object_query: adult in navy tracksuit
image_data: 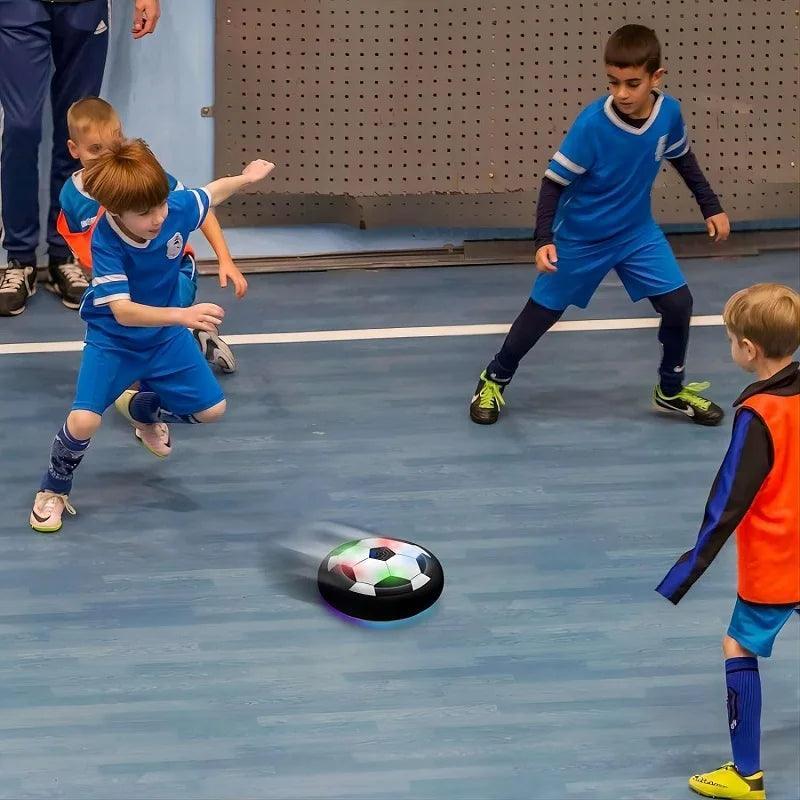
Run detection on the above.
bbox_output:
[0,0,161,317]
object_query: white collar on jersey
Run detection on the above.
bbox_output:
[71,169,94,199]
[604,89,664,135]
[106,211,151,249]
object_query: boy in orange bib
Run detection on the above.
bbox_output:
[657,283,800,800]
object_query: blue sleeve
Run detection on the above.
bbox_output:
[170,188,211,232]
[89,226,130,307]
[58,180,84,234]
[166,172,185,191]
[664,103,690,159]
[545,110,595,187]
[656,409,772,604]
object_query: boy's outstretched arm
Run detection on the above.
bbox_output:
[204,159,275,208]
[200,211,248,299]
[656,408,771,604]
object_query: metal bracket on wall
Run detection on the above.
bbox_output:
[200,106,214,118]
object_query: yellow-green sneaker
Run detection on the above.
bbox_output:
[653,381,724,426]
[469,370,506,425]
[689,761,765,799]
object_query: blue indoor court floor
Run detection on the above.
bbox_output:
[0,251,798,799]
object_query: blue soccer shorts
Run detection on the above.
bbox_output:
[72,328,223,416]
[727,597,800,658]
[532,224,687,310]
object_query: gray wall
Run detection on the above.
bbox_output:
[215,1,800,229]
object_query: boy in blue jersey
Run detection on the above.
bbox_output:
[58,97,241,373]
[469,24,731,426]
[29,139,275,533]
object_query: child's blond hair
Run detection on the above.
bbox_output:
[723,283,800,358]
[82,138,169,215]
[66,96,121,143]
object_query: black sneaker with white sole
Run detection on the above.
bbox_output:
[652,381,724,426]
[0,259,37,316]
[192,325,238,373]
[46,257,90,310]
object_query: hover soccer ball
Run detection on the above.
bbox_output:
[317,537,444,621]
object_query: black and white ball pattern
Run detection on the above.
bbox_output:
[318,537,444,620]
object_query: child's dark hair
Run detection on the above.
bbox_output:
[605,24,662,73]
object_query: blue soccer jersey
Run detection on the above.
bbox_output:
[79,187,211,348]
[59,169,183,234]
[545,91,689,243]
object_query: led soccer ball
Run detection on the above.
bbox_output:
[317,537,444,621]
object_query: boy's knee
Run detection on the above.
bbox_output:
[651,285,693,323]
[723,634,754,659]
[66,409,102,440]
[194,399,226,423]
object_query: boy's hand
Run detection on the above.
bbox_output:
[132,0,160,39]
[535,244,558,272]
[181,302,224,333]
[242,159,276,184]
[219,259,249,299]
[706,212,731,243]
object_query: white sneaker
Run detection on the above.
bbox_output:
[192,325,238,373]
[30,491,76,533]
[114,389,172,458]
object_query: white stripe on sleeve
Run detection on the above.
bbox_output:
[92,274,128,286]
[544,168,571,187]
[553,151,587,175]
[93,292,130,306]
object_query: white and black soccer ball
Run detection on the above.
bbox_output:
[317,537,444,621]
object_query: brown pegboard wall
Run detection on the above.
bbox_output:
[215,1,800,229]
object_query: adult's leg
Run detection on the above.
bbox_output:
[48,0,109,261]
[0,2,52,263]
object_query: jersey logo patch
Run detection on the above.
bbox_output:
[166,232,184,260]
[655,134,668,162]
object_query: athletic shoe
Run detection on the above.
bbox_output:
[114,389,172,458]
[46,256,89,310]
[30,491,76,533]
[689,762,766,799]
[0,260,37,316]
[192,325,238,373]
[653,381,724,426]
[469,370,506,424]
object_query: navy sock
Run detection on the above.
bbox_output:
[128,391,201,425]
[128,391,162,424]
[726,656,762,775]
[649,285,692,396]
[486,299,564,384]
[40,424,91,494]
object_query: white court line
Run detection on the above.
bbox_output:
[0,314,724,356]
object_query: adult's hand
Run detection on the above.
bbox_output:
[132,0,161,39]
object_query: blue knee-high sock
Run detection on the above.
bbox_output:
[726,656,762,775]
[128,391,201,425]
[40,424,91,494]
